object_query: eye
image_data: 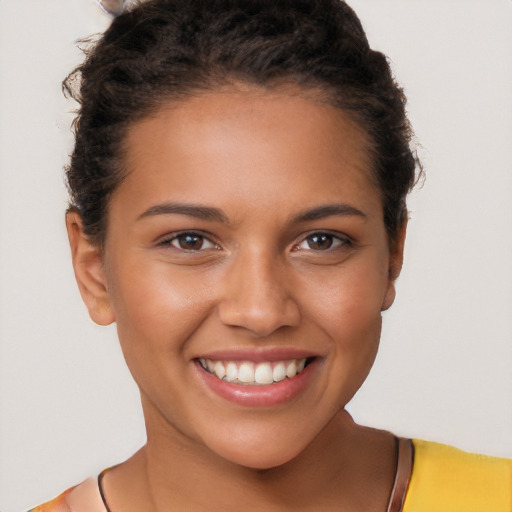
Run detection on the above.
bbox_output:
[295,232,348,251]
[160,232,219,251]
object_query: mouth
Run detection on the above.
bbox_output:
[197,357,313,386]
[194,352,320,407]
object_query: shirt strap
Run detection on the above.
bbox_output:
[386,437,414,512]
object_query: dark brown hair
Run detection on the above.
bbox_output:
[64,0,421,247]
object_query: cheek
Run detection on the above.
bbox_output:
[300,263,388,335]
[314,278,384,399]
[107,261,219,360]
[299,262,387,390]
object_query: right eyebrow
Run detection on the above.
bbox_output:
[292,203,367,223]
[138,202,229,223]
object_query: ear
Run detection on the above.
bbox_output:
[381,220,407,311]
[66,211,115,326]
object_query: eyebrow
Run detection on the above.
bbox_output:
[292,204,367,223]
[138,202,229,223]
[138,201,366,224]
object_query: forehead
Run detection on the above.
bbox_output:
[116,86,381,222]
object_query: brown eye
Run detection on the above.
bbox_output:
[295,232,347,252]
[168,233,218,251]
[307,233,334,250]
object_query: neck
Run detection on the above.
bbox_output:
[102,406,396,512]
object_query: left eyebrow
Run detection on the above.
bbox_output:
[292,203,367,223]
[137,202,229,223]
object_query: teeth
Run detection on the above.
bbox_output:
[214,361,226,380]
[254,362,274,385]
[199,358,309,385]
[225,361,238,381]
[286,360,298,378]
[272,362,287,382]
[239,362,255,383]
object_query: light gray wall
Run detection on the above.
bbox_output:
[1,1,511,510]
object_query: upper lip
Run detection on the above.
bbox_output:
[193,347,320,362]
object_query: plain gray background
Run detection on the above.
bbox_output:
[1,1,511,510]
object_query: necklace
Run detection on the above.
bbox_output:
[386,437,414,512]
[98,469,113,512]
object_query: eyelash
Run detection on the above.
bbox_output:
[156,231,351,253]
[157,231,220,251]
[293,232,352,252]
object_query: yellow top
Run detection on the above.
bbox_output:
[403,439,512,512]
[28,439,512,512]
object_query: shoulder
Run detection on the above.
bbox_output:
[403,439,512,512]
[28,478,107,512]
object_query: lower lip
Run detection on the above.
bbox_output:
[194,359,319,407]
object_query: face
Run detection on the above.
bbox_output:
[69,86,403,469]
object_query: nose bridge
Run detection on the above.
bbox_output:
[217,246,300,336]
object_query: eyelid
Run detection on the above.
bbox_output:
[154,229,352,253]
[156,230,221,251]
[292,231,352,251]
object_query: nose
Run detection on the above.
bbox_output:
[217,250,301,337]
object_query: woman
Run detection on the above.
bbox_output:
[8,0,511,510]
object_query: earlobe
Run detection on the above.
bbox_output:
[381,283,396,312]
[382,220,407,311]
[66,211,115,326]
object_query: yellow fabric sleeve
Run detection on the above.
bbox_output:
[402,439,512,512]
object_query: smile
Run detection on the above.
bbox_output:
[198,358,309,385]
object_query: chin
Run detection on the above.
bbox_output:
[203,426,313,471]
[221,445,301,471]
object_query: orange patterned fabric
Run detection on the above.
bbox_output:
[28,487,72,512]
[27,477,107,512]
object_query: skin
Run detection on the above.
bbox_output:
[67,86,406,511]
